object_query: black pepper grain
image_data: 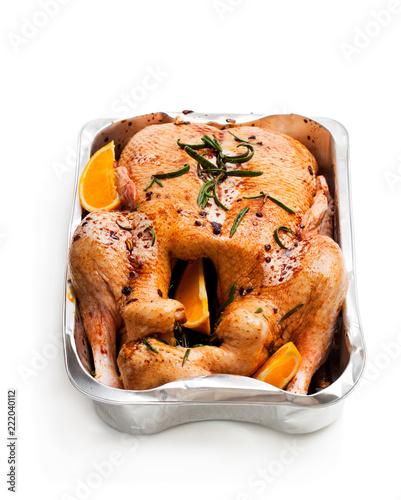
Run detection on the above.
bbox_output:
[265,244,271,251]
[122,286,132,296]
[199,211,206,217]
[256,212,263,218]
[195,220,201,226]
[308,166,314,176]
[273,308,278,314]
[157,289,163,297]
[266,257,271,263]
[246,287,254,294]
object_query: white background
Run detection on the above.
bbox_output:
[2,0,401,499]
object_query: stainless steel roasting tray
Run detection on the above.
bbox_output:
[63,112,366,434]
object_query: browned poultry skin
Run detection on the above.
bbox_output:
[69,123,348,394]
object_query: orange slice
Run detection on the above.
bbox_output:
[174,259,210,335]
[79,141,121,212]
[253,342,302,389]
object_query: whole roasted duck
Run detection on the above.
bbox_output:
[69,122,348,394]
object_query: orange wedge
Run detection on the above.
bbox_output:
[253,342,302,389]
[79,141,121,212]
[174,259,210,335]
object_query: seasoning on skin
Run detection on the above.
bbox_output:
[129,271,136,278]
[248,135,256,140]
[199,211,206,217]
[110,231,119,240]
[265,244,271,251]
[122,286,132,296]
[195,220,202,226]
[266,257,271,263]
[308,166,314,175]
[211,221,222,235]
[182,110,193,115]
[177,209,183,213]
[157,289,163,297]
[126,240,133,251]
[246,287,254,294]
[300,224,305,229]
[126,298,138,305]
[273,308,278,314]
[226,118,236,124]
[256,212,263,218]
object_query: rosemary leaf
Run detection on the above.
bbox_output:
[184,146,217,170]
[277,304,304,325]
[154,164,190,179]
[147,226,156,246]
[213,180,229,211]
[255,307,263,313]
[177,138,206,150]
[143,338,159,354]
[143,177,155,191]
[153,177,164,187]
[243,191,266,200]
[230,207,249,237]
[182,348,191,366]
[267,195,296,215]
[274,226,296,249]
[225,170,263,177]
[116,221,133,230]
[216,295,235,316]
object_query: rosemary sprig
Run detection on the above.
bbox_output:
[223,143,254,164]
[277,304,304,325]
[177,138,206,150]
[243,191,296,214]
[146,226,156,246]
[116,221,133,230]
[243,192,266,200]
[268,195,296,214]
[153,164,190,179]
[216,284,236,316]
[202,134,222,152]
[197,178,216,208]
[227,130,254,145]
[144,176,163,191]
[143,338,159,354]
[225,170,262,177]
[182,348,191,366]
[230,207,249,237]
[144,165,190,191]
[179,133,262,212]
[274,226,296,249]
[184,146,217,171]
[213,174,229,211]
